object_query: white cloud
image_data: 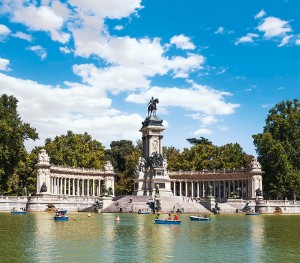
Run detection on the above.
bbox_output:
[1,2,70,43]
[278,35,292,47]
[189,113,218,125]
[214,27,224,34]
[126,83,239,116]
[235,33,259,45]
[0,24,10,40]
[254,9,266,19]
[28,45,47,60]
[193,128,212,135]
[114,25,124,31]
[12,31,32,42]
[257,16,291,38]
[0,58,11,71]
[296,39,300,45]
[60,46,72,54]
[170,34,195,50]
[0,72,143,149]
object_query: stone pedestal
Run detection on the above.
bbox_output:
[200,196,215,211]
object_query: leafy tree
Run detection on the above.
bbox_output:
[44,131,105,169]
[163,146,181,171]
[253,99,300,199]
[186,137,212,145]
[106,140,141,195]
[0,94,38,193]
[173,141,248,171]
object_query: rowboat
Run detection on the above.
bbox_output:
[138,211,150,214]
[155,219,181,225]
[53,214,69,221]
[190,216,211,221]
[11,210,27,215]
[54,209,69,221]
[246,212,260,216]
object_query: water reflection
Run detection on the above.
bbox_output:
[1,213,300,263]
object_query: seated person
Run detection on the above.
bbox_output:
[173,214,179,220]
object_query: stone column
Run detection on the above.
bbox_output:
[87,179,90,196]
[174,181,177,196]
[179,182,182,196]
[77,178,80,196]
[92,179,95,196]
[64,178,66,195]
[218,181,221,199]
[191,181,194,197]
[82,179,84,196]
[197,182,199,198]
[185,181,188,197]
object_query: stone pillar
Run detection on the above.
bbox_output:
[179,182,182,196]
[174,181,177,196]
[197,182,199,198]
[77,178,80,196]
[72,178,75,196]
[92,179,95,196]
[87,179,90,196]
[218,181,221,199]
[185,182,188,197]
[191,182,194,197]
[82,179,84,196]
[35,149,51,195]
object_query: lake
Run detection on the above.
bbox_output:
[0,212,299,263]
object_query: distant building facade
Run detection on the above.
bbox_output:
[36,149,115,197]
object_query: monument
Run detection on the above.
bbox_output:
[133,97,173,197]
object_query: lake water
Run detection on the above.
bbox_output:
[0,212,299,263]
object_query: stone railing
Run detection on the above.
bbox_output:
[50,166,113,174]
[169,168,250,176]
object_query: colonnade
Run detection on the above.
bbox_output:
[50,176,105,197]
[171,179,250,199]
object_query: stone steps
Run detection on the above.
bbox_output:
[103,196,211,213]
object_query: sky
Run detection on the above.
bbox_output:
[0,0,299,156]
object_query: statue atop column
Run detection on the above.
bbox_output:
[250,158,262,172]
[37,149,50,165]
[147,97,159,117]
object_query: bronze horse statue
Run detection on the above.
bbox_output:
[148,98,159,117]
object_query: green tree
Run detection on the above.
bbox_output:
[106,140,141,195]
[163,146,181,171]
[0,94,38,193]
[44,131,105,169]
[253,99,300,199]
[176,140,248,171]
[186,137,212,145]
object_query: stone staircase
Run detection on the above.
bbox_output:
[217,202,239,213]
[103,195,211,214]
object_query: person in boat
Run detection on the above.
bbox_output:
[155,213,160,219]
[168,214,172,220]
[173,214,179,220]
[204,214,207,218]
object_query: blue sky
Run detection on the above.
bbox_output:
[0,0,299,156]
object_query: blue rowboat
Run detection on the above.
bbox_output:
[155,219,181,225]
[54,209,69,221]
[138,211,150,214]
[11,211,27,215]
[54,215,69,221]
[190,216,211,221]
[246,212,260,216]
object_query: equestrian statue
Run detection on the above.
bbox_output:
[148,97,159,117]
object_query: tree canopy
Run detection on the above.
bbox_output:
[0,94,38,193]
[44,131,105,169]
[165,139,250,171]
[106,140,141,195]
[253,99,300,199]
